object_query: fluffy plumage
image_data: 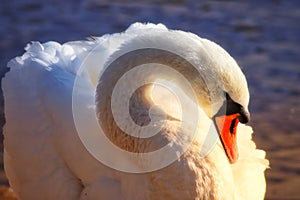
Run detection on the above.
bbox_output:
[2,22,268,200]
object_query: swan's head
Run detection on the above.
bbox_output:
[161,33,251,164]
[197,38,250,121]
[186,36,251,163]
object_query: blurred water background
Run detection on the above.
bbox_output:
[0,0,299,199]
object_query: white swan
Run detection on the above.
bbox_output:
[2,22,268,200]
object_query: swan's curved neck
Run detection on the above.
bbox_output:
[96,48,210,153]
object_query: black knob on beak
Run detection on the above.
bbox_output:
[238,107,250,124]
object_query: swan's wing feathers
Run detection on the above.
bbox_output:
[3,41,84,199]
[237,125,269,166]
[232,124,269,200]
[65,22,169,86]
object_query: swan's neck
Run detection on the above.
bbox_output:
[96,48,210,153]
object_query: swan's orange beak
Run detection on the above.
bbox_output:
[213,113,239,163]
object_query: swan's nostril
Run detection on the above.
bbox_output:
[230,118,237,134]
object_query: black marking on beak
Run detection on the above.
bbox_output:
[214,92,250,124]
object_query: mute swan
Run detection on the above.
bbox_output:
[2,22,268,200]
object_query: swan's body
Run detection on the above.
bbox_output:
[2,23,268,200]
